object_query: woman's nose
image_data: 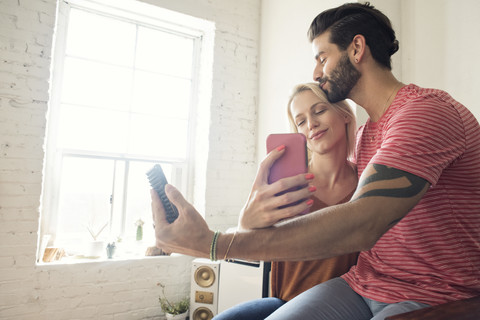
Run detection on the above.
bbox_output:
[308,117,319,130]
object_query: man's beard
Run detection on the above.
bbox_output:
[319,53,361,103]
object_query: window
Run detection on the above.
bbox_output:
[41,0,212,260]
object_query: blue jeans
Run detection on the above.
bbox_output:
[214,278,430,320]
[213,297,285,320]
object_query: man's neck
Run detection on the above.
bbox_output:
[350,69,403,122]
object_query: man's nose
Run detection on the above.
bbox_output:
[313,62,323,82]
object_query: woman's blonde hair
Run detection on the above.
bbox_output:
[287,83,356,161]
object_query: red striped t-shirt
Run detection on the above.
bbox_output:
[342,84,480,306]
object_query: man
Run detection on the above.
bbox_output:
[152,3,480,319]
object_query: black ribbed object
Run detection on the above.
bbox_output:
[146,164,179,223]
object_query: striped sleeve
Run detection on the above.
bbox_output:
[371,93,465,185]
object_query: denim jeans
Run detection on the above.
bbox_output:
[213,277,430,320]
[266,277,430,320]
[213,297,285,320]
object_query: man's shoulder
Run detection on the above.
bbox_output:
[400,84,457,107]
[392,84,466,122]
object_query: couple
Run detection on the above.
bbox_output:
[152,3,480,320]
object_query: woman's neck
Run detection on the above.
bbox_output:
[309,151,356,191]
[309,152,357,206]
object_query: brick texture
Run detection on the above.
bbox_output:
[0,0,260,318]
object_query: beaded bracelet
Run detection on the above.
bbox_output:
[210,230,220,261]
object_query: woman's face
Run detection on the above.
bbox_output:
[290,90,349,155]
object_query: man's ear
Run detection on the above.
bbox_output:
[351,34,366,63]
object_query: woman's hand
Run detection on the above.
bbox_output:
[151,185,213,258]
[238,146,315,230]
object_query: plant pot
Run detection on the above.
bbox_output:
[165,310,188,320]
[106,243,116,259]
[86,240,105,258]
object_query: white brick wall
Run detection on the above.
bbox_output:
[0,0,260,318]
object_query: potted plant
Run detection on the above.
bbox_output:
[85,221,108,257]
[157,282,189,320]
[135,218,144,241]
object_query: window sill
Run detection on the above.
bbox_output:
[38,240,181,265]
[37,251,189,266]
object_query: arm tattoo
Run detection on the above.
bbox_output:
[356,164,428,200]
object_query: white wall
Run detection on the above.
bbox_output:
[257,0,480,162]
[257,0,348,161]
[400,0,480,121]
[0,0,260,319]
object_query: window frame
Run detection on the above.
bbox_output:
[40,0,209,258]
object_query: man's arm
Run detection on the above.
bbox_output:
[217,163,430,261]
[152,163,429,261]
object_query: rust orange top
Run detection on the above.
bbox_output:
[271,192,359,301]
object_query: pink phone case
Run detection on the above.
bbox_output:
[266,133,308,184]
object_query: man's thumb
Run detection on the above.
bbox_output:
[165,184,184,206]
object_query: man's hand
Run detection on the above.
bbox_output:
[151,184,213,258]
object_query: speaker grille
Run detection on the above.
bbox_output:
[192,307,214,320]
[194,266,216,288]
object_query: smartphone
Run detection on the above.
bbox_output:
[266,133,308,184]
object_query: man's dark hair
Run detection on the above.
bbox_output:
[308,2,399,70]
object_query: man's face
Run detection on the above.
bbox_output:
[312,32,361,103]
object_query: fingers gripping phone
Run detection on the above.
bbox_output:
[266,133,309,210]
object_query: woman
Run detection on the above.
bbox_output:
[214,83,359,319]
